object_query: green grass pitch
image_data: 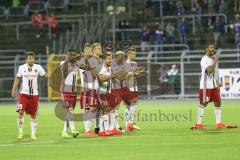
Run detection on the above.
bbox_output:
[0,100,240,160]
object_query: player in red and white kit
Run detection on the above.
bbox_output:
[124,48,145,131]
[98,54,121,136]
[79,43,99,136]
[192,43,231,129]
[111,51,133,132]
[11,52,48,140]
[88,43,103,134]
[60,50,80,138]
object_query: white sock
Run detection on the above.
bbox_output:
[115,109,120,129]
[99,115,104,132]
[30,119,37,136]
[125,105,130,126]
[62,119,69,133]
[129,105,136,122]
[95,109,101,128]
[83,111,94,132]
[66,111,76,133]
[109,111,116,130]
[214,107,221,124]
[17,116,24,134]
[197,105,205,124]
[102,114,110,131]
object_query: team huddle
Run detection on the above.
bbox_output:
[11,43,145,139]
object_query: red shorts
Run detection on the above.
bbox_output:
[61,92,77,111]
[111,87,138,105]
[199,88,221,105]
[80,90,99,110]
[99,93,121,109]
[16,94,39,115]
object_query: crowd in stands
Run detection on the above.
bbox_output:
[2,0,240,49]
[31,11,58,38]
[117,0,240,50]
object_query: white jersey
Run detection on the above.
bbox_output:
[79,56,99,91]
[200,55,217,89]
[99,65,111,94]
[16,63,46,95]
[124,59,138,91]
[60,61,79,93]
[111,59,127,89]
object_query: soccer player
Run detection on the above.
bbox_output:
[11,52,48,140]
[98,54,121,136]
[79,43,99,136]
[124,48,145,131]
[61,50,80,138]
[110,51,131,132]
[88,43,103,134]
[192,43,225,129]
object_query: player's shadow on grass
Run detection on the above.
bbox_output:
[54,101,83,121]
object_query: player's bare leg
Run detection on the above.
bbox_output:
[30,115,37,140]
[17,111,24,140]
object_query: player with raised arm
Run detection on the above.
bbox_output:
[111,51,132,133]
[88,43,103,134]
[124,48,145,131]
[98,54,121,136]
[191,43,237,129]
[11,52,48,140]
[61,50,80,138]
[79,43,99,136]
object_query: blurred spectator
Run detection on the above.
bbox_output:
[140,25,150,51]
[165,22,175,47]
[118,18,129,41]
[175,0,185,16]
[167,64,180,94]
[157,65,168,83]
[144,0,153,17]
[205,0,220,13]
[31,11,44,38]
[207,9,214,31]
[193,2,203,33]
[219,0,229,14]
[178,18,189,44]
[155,24,164,51]
[213,16,224,48]
[207,0,215,13]
[234,15,240,46]
[46,13,58,38]
[234,0,240,12]
[31,11,44,29]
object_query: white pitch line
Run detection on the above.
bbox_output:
[1,141,240,147]
[0,130,240,147]
[0,135,149,147]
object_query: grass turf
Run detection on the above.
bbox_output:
[0,100,240,160]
